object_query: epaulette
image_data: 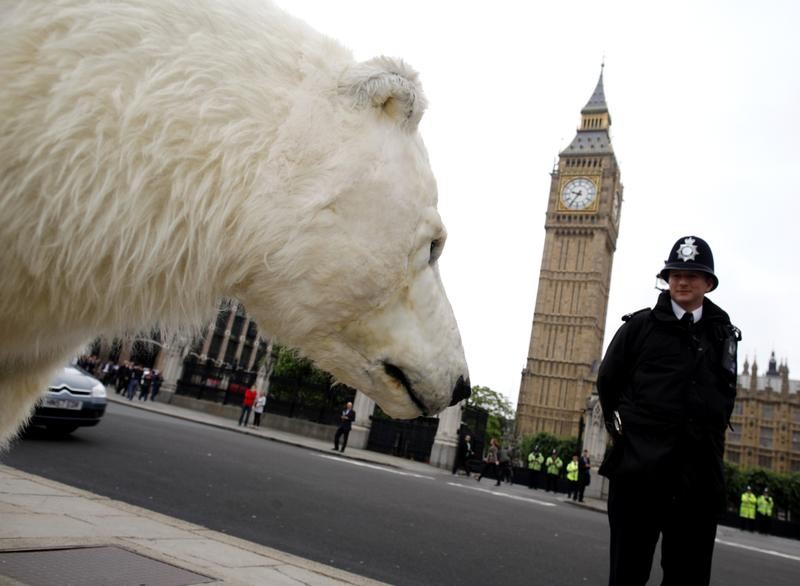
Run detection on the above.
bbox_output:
[622,307,650,322]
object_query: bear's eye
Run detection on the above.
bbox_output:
[429,238,444,265]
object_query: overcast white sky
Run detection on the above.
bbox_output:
[277,0,800,407]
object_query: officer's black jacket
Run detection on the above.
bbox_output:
[597,291,739,499]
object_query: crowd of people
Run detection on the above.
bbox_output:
[739,485,774,533]
[527,445,591,499]
[453,435,592,498]
[78,354,272,424]
[76,355,163,402]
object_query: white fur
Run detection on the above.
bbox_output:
[0,0,469,448]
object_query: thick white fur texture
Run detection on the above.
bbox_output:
[0,0,469,448]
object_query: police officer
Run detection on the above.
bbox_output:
[598,236,740,586]
[756,487,774,533]
[740,485,757,532]
[545,450,562,493]
[527,445,544,489]
[566,454,580,501]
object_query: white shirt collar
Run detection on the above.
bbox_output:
[671,299,703,323]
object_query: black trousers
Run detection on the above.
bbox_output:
[740,516,756,532]
[477,462,500,485]
[334,426,350,450]
[576,480,586,502]
[452,456,471,475]
[756,513,771,534]
[607,476,718,586]
[567,479,578,500]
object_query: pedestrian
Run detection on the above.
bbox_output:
[598,235,741,585]
[566,454,579,500]
[477,438,501,486]
[238,386,257,426]
[126,363,142,400]
[109,362,120,390]
[545,450,562,492]
[100,360,113,384]
[527,445,544,489]
[756,488,774,534]
[498,444,512,484]
[452,433,475,476]
[739,486,757,532]
[138,369,152,400]
[333,401,356,452]
[509,442,521,480]
[116,361,130,395]
[577,449,591,503]
[252,392,266,428]
[149,369,163,401]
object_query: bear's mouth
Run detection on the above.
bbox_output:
[383,362,428,416]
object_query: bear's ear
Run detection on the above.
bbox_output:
[339,56,428,131]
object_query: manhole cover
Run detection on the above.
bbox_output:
[0,546,215,586]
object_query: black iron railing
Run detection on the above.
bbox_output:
[175,356,355,425]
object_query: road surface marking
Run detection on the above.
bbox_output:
[715,538,800,563]
[318,454,435,479]
[447,482,557,506]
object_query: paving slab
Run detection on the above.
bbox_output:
[0,465,387,585]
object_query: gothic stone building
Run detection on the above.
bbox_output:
[725,352,800,474]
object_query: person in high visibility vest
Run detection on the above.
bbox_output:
[739,486,757,532]
[756,488,774,534]
[566,454,580,500]
[545,450,562,493]
[527,446,544,490]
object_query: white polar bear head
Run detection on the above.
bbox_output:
[0,0,469,433]
[233,57,470,419]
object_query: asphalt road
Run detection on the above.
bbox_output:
[2,403,799,585]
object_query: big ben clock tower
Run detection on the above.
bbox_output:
[516,67,623,438]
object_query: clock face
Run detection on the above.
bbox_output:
[612,191,620,223]
[560,178,597,210]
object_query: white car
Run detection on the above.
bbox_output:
[30,366,107,434]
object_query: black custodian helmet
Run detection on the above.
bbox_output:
[658,235,718,291]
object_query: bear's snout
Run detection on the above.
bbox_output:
[449,376,471,406]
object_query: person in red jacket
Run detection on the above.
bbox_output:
[238,387,258,427]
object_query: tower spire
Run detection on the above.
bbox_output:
[562,64,613,154]
[767,350,779,376]
[582,64,609,115]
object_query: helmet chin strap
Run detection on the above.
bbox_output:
[654,274,669,291]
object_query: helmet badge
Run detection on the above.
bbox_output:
[676,237,699,262]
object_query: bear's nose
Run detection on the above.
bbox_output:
[449,376,471,406]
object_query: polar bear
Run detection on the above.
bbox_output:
[0,0,470,448]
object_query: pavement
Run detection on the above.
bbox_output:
[0,394,606,586]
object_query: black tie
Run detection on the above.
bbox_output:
[681,312,694,325]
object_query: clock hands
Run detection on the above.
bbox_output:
[567,189,583,206]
